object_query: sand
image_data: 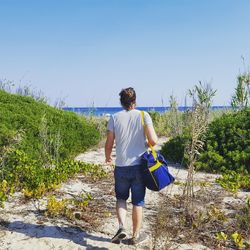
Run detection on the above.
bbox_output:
[0,137,249,250]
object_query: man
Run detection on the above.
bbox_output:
[105,87,158,245]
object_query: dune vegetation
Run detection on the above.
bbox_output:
[152,73,250,249]
[0,89,106,206]
[0,72,249,249]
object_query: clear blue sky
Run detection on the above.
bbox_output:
[0,0,250,107]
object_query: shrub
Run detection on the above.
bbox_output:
[161,135,189,164]
[216,170,250,193]
[196,107,250,173]
[0,149,107,205]
[161,108,250,173]
[0,90,105,205]
[0,90,101,160]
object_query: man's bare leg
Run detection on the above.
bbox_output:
[111,200,128,243]
[132,205,143,237]
[116,200,127,228]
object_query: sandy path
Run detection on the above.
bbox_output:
[74,137,216,250]
[0,138,248,250]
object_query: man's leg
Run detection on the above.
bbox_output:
[132,205,143,237]
[111,201,128,243]
[116,199,127,229]
[112,167,129,243]
[130,166,146,244]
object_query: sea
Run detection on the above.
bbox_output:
[63,106,230,117]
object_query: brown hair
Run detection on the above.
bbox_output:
[119,87,136,110]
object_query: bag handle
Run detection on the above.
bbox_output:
[140,111,157,160]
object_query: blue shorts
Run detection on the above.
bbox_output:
[114,165,146,206]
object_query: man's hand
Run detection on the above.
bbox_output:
[105,157,113,165]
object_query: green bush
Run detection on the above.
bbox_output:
[0,90,105,205]
[161,135,189,164]
[216,170,250,193]
[196,107,250,173]
[161,108,250,173]
[0,149,107,206]
[0,90,101,160]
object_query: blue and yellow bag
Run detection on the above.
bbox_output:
[141,111,175,191]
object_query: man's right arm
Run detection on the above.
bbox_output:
[105,130,115,164]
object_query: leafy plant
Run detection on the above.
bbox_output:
[45,192,93,219]
[45,196,69,217]
[0,90,101,161]
[161,135,189,164]
[231,72,250,110]
[231,232,244,249]
[216,170,250,193]
[215,231,228,241]
[0,180,14,207]
[162,107,250,174]
[197,107,250,173]
[0,147,107,203]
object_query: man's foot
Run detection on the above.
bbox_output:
[129,232,147,245]
[111,228,127,244]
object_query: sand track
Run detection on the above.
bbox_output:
[0,138,248,249]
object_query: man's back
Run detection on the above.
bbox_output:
[107,109,152,166]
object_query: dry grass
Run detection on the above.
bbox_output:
[152,185,250,250]
[44,172,115,232]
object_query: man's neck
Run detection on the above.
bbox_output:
[127,105,136,111]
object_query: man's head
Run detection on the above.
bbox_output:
[119,87,136,111]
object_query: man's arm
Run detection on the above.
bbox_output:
[145,124,158,146]
[105,130,115,164]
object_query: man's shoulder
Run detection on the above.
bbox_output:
[112,109,142,119]
[137,109,151,117]
[113,110,126,117]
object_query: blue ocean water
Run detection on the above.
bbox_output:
[63,106,230,117]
